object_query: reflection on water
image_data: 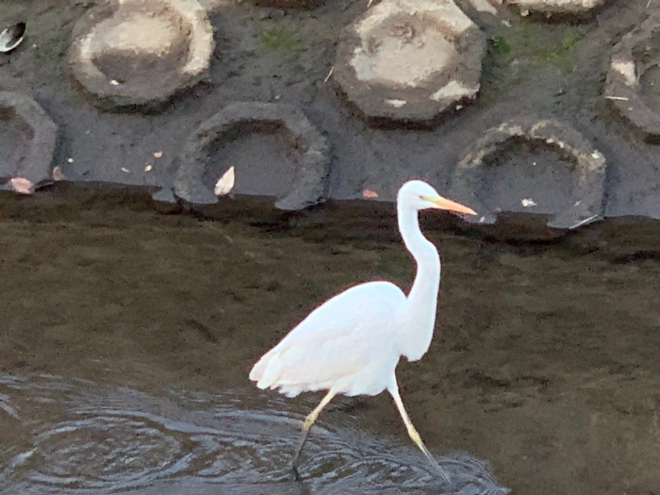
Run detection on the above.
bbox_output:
[0,375,509,495]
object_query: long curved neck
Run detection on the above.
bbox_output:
[397,204,441,361]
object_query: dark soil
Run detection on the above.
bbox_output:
[0,186,659,493]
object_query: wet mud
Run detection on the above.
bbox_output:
[0,187,658,494]
[0,108,30,176]
[477,137,575,215]
[205,131,294,198]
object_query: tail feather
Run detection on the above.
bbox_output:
[249,345,297,389]
[248,349,277,385]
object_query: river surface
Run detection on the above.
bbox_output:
[0,187,659,494]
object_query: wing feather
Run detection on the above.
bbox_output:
[249,281,406,396]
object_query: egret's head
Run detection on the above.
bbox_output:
[397,180,477,215]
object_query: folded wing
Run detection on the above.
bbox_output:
[249,281,407,397]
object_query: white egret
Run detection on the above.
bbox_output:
[249,180,477,482]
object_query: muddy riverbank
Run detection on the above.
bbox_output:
[0,185,659,493]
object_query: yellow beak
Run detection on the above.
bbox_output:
[426,195,477,215]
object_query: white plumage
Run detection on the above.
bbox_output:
[249,180,477,483]
[251,281,405,397]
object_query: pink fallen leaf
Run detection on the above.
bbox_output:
[52,166,65,182]
[214,166,235,196]
[11,177,35,195]
[362,189,378,199]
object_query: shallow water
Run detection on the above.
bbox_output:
[0,375,506,495]
[0,187,659,494]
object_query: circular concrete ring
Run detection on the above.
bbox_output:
[449,118,606,230]
[172,102,331,211]
[505,0,606,15]
[0,91,59,187]
[605,14,660,143]
[252,0,324,9]
[333,0,486,127]
[68,0,214,111]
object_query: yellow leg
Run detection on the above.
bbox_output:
[389,381,451,484]
[291,388,337,479]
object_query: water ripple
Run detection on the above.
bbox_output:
[0,374,509,495]
[24,413,191,491]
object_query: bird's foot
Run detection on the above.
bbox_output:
[434,464,451,485]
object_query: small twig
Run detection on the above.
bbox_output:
[323,67,334,83]
[569,214,599,230]
[604,96,629,101]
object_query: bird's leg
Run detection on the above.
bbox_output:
[389,383,451,484]
[291,388,337,480]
